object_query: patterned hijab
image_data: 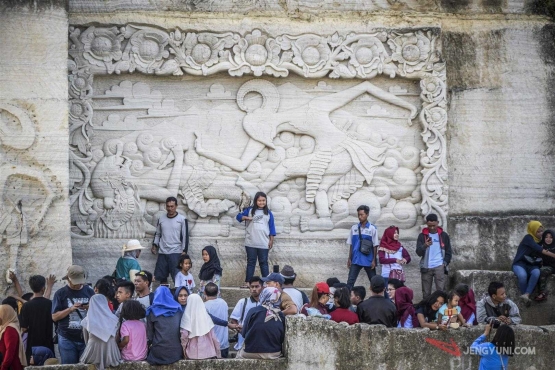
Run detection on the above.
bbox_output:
[259,287,282,322]
[527,221,543,243]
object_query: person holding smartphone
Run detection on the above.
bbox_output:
[51,265,95,364]
[415,214,452,300]
[470,321,514,369]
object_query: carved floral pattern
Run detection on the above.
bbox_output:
[230,29,286,77]
[346,35,394,78]
[129,30,170,73]
[388,31,437,75]
[69,70,93,99]
[290,35,331,74]
[420,75,443,102]
[68,24,449,228]
[81,27,124,67]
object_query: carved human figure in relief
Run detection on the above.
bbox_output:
[195,79,418,231]
[0,104,58,276]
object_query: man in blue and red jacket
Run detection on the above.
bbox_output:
[416,213,452,299]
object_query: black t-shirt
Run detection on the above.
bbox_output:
[356,296,398,328]
[415,305,437,323]
[51,285,95,343]
[20,297,54,359]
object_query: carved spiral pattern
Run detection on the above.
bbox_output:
[123,142,138,155]
[136,133,154,152]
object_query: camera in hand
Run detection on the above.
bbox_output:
[486,317,501,328]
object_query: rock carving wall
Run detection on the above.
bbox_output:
[68,25,448,246]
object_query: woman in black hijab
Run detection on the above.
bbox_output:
[198,246,223,299]
[536,230,555,301]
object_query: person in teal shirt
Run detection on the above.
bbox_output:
[115,240,146,281]
[470,322,514,370]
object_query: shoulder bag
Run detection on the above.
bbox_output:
[358,225,373,255]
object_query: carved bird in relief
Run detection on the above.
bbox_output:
[239,191,251,213]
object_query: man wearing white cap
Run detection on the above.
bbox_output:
[51,265,95,364]
[114,239,146,282]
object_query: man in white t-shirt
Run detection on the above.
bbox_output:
[229,276,262,350]
[280,265,308,313]
[204,283,229,358]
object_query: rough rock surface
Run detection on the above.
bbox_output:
[0,0,72,294]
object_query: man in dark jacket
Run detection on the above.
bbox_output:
[476,281,521,326]
[415,213,452,299]
[357,276,397,327]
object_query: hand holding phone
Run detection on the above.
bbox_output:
[425,236,432,247]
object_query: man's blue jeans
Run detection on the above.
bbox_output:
[245,246,269,282]
[347,264,375,290]
[58,335,86,364]
[512,263,540,294]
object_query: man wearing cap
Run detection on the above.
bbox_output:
[51,265,95,364]
[115,239,146,282]
[152,196,189,287]
[357,275,397,328]
[281,265,308,314]
[261,273,298,315]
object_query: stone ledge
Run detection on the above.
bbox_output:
[29,358,287,370]
[450,269,555,325]
[26,318,555,369]
[285,317,555,370]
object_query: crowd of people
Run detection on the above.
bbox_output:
[0,195,552,370]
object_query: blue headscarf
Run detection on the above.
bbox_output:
[173,286,191,305]
[146,286,183,317]
[32,346,55,366]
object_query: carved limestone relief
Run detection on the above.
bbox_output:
[0,103,63,273]
[68,25,447,240]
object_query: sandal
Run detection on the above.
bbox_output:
[534,293,547,302]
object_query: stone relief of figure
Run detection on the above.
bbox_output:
[85,116,238,238]
[195,79,418,231]
[0,103,60,277]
